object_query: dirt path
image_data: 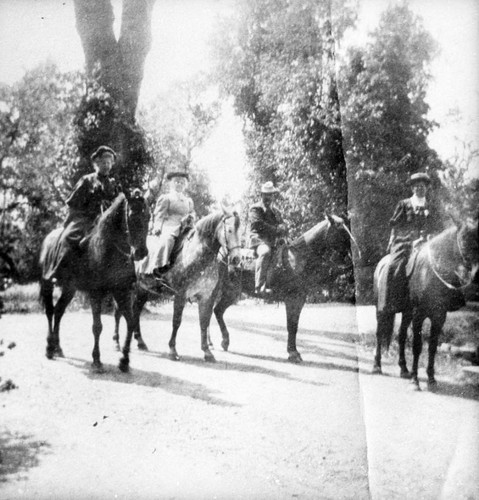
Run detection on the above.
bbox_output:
[1,302,478,499]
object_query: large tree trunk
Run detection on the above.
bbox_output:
[73,0,155,190]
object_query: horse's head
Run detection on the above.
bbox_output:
[456,218,479,285]
[127,192,150,261]
[323,214,357,270]
[216,205,242,269]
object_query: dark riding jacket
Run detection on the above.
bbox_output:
[65,172,121,226]
[248,201,284,248]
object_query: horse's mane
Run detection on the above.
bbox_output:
[427,224,456,248]
[99,193,127,225]
[195,211,239,239]
[290,218,330,250]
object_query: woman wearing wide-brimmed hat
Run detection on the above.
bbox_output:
[248,181,287,295]
[380,172,436,312]
[150,169,196,276]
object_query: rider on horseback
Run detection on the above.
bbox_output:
[150,169,196,284]
[44,145,121,280]
[249,181,287,296]
[382,172,436,311]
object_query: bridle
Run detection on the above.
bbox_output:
[427,230,475,290]
[217,214,241,264]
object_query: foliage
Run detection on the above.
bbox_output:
[0,63,84,280]
[439,141,479,220]
[339,3,444,301]
[213,0,357,237]
[72,0,154,191]
[137,78,220,216]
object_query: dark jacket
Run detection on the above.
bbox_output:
[65,172,120,225]
[248,201,284,248]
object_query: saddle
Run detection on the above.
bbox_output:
[265,242,293,288]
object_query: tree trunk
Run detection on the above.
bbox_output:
[73,0,155,190]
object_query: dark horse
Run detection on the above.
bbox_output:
[373,219,479,390]
[213,215,354,362]
[115,207,242,361]
[39,193,149,373]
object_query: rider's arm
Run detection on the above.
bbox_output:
[65,176,91,212]
[152,195,169,235]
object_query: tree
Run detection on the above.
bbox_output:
[339,3,443,301]
[0,63,84,280]
[137,78,219,216]
[213,0,357,236]
[72,0,155,189]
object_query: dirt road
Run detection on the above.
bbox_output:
[1,302,478,499]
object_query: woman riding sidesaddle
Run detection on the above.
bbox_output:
[45,146,121,280]
[381,172,436,312]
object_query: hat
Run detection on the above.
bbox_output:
[408,172,431,186]
[166,171,189,180]
[260,181,279,194]
[91,145,117,161]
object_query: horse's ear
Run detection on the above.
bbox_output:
[326,214,336,226]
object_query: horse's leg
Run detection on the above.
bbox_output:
[398,309,412,378]
[112,299,122,351]
[41,279,56,360]
[373,311,394,374]
[133,288,149,351]
[427,310,446,390]
[199,297,216,362]
[90,290,105,373]
[410,311,425,390]
[168,296,186,361]
[113,287,138,373]
[285,294,306,363]
[51,282,76,358]
[213,292,236,352]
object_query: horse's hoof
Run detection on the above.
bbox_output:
[118,359,130,373]
[169,352,180,361]
[204,353,216,363]
[114,344,121,352]
[46,350,54,360]
[54,348,65,358]
[221,340,229,352]
[288,352,303,364]
[410,379,421,391]
[92,363,106,374]
[372,365,382,375]
[137,341,149,351]
[400,369,411,379]
[427,379,437,392]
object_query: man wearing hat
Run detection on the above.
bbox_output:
[150,169,196,278]
[381,172,436,311]
[45,145,121,279]
[249,181,287,295]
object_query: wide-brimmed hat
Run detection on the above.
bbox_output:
[408,172,431,186]
[166,171,189,180]
[91,145,117,161]
[260,181,279,194]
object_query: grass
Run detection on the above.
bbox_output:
[1,283,478,349]
[0,283,89,314]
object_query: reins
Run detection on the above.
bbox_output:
[217,214,241,265]
[427,232,474,290]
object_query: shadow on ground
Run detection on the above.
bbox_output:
[0,431,50,482]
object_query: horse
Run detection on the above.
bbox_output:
[213,215,354,362]
[39,193,149,373]
[373,219,479,390]
[115,206,242,361]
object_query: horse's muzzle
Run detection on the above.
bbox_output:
[133,247,148,261]
[229,254,241,268]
